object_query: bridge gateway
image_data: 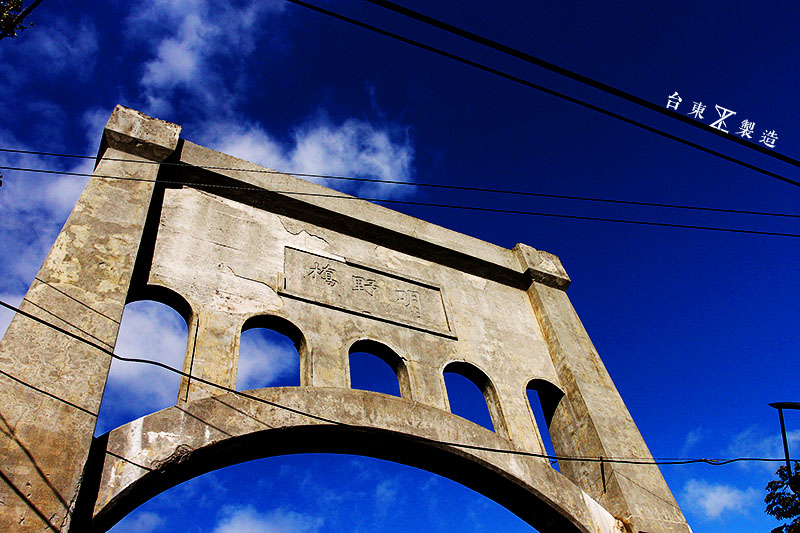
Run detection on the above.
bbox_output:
[0,106,691,532]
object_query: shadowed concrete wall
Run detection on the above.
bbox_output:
[0,106,690,532]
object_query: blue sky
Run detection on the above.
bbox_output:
[1,1,799,531]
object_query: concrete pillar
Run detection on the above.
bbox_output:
[304,327,348,388]
[515,244,689,532]
[494,382,547,454]
[178,309,242,402]
[0,106,180,531]
[406,360,448,411]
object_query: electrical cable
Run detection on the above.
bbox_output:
[0,0,794,475]
[276,0,800,189]
[2,147,800,220]
[363,0,799,168]
[2,164,800,238]
[0,298,788,467]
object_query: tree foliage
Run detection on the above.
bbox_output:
[1,0,31,38]
[766,462,800,533]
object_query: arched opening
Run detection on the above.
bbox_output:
[108,454,538,533]
[238,315,306,389]
[82,390,590,533]
[96,298,189,436]
[348,339,410,398]
[526,379,565,471]
[443,362,508,437]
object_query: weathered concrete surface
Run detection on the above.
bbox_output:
[0,106,690,532]
[0,106,180,531]
[526,279,689,532]
[88,387,612,533]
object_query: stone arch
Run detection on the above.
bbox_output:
[347,339,412,399]
[442,361,509,438]
[240,314,310,387]
[80,389,600,533]
[0,107,689,533]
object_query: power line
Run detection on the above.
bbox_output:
[277,0,800,189]
[3,163,800,238]
[0,298,787,467]
[363,0,799,169]
[2,147,800,220]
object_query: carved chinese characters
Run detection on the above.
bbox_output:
[281,248,453,338]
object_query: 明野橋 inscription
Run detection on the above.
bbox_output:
[280,247,454,338]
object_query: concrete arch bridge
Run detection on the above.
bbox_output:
[0,106,690,532]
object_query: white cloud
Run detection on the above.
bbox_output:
[121,0,416,198]
[42,160,92,214]
[0,16,99,81]
[110,511,164,533]
[203,116,415,198]
[82,107,113,155]
[128,0,286,117]
[681,479,758,520]
[290,118,415,197]
[31,19,99,77]
[97,301,188,432]
[204,122,289,171]
[0,105,116,295]
[680,427,703,456]
[727,425,800,472]
[141,13,207,91]
[0,140,82,289]
[237,329,299,390]
[213,506,323,533]
[375,478,400,507]
[0,123,100,293]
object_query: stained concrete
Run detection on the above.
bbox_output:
[0,106,690,532]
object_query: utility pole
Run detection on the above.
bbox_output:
[770,402,800,494]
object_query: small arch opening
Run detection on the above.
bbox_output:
[443,362,501,433]
[96,299,189,435]
[348,339,405,398]
[127,284,193,325]
[526,379,565,471]
[238,315,304,390]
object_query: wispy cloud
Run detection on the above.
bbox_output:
[96,301,188,434]
[374,477,402,519]
[120,0,415,198]
[237,329,299,390]
[0,130,91,292]
[727,425,800,472]
[213,505,323,533]
[0,15,99,83]
[127,0,286,117]
[680,427,704,456]
[203,115,415,198]
[681,479,759,520]
[0,100,112,294]
[109,511,164,533]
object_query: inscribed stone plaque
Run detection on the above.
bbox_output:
[280,247,454,338]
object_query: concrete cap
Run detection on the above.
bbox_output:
[103,105,182,161]
[513,243,571,290]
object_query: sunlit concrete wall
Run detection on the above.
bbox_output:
[0,106,689,533]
